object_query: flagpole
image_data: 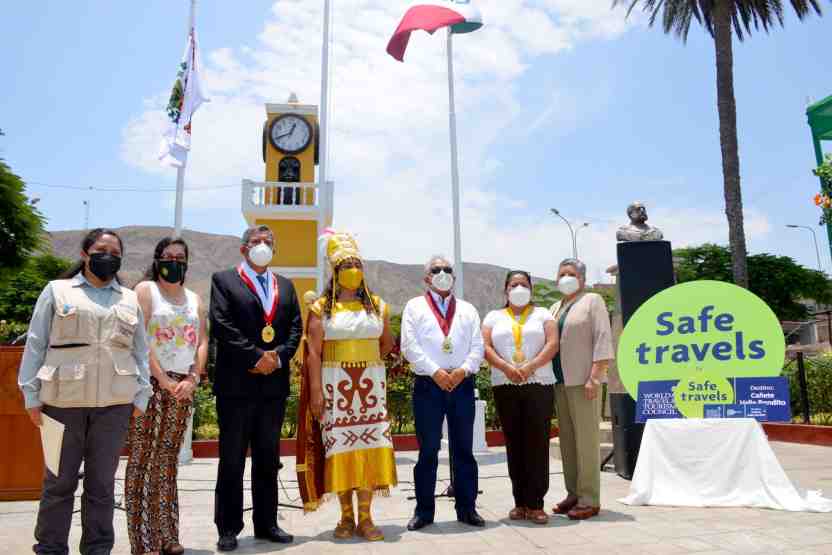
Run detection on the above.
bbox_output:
[176,0,197,467]
[447,27,464,300]
[174,0,196,238]
[317,0,332,294]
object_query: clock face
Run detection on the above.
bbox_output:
[269,114,313,155]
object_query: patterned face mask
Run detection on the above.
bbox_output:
[158,260,187,284]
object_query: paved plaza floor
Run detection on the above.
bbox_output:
[2,442,831,554]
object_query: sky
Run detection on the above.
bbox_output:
[2,0,831,284]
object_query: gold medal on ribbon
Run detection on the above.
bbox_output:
[442,336,453,354]
[506,306,533,367]
[262,324,275,344]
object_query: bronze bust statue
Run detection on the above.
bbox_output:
[617,202,664,242]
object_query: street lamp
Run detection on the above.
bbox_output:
[786,224,823,272]
[550,208,588,259]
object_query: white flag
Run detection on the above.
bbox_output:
[159,28,209,168]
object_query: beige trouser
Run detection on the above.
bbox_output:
[555,384,601,507]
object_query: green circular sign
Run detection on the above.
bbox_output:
[617,280,785,405]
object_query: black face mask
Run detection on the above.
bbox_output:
[88,253,122,282]
[157,260,187,284]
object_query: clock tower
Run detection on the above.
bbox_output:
[242,94,333,303]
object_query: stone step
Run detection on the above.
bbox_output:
[550,438,614,463]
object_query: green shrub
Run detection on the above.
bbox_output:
[192,383,217,431]
[0,320,27,346]
[784,354,832,425]
[194,423,219,440]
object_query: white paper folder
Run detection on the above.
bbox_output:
[40,413,65,476]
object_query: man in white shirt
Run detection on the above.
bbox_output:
[401,255,485,530]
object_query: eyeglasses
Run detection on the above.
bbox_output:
[159,256,187,263]
[430,267,453,275]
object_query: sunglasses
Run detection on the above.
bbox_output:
[430,266,454,275]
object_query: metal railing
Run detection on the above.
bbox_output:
[241,180,320,210]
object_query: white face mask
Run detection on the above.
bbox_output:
[508,286,531,307]
[248,243,274,267]
[431,271,454,293]
[558,275,580,296]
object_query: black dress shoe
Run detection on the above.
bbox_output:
[217,534,238,552]
[407,515,434,531]
[457,510,486,527]
[255,525,294,544]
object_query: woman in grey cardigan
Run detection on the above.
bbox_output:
[549,258,613,520]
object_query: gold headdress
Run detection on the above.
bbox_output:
[317,229,377,315]
[324,231,361,268]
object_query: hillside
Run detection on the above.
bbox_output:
[47,226,554,315]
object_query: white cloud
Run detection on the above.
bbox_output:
[118,0,666,282]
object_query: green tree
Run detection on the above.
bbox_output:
[532,282,562,308]
[0,157,46,276]
[674,244,832,320]
[588,285,617,314]
[0,253,71,324]
[614,0,825,289]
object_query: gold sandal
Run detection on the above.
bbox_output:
[357,519,384,541]
[334,517,356,539]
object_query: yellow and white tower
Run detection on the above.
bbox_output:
[241,94,333,302]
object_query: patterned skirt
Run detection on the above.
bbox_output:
[297,357,397,511]
[124,375,192,554]
[320,360,397,494]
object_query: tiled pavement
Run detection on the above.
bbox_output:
[2,442,831,554]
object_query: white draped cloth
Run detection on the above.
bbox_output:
[619,418,832,512]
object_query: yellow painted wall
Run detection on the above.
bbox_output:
[256,219,318,267]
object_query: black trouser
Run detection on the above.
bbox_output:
[34,404,133,555]
[412,375,478,520]
[214,395,287,537]
[492,384,554,511]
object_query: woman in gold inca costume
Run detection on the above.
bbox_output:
[296,231,397,541]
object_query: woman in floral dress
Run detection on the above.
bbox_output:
[125,237,208,555]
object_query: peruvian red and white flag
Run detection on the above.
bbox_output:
[386,0,483,62]
[159,28,209,168]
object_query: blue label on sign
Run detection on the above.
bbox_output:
[732,376,791,422]
[636,380,682,422]
[637,376,790,422]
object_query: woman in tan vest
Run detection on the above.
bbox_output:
[18,228,152,555]
[549,258,613,520]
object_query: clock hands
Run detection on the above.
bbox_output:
[275,123,297,142]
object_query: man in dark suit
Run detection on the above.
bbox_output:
[210,225,302,552]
